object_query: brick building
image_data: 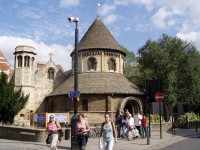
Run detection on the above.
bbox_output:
[0,51,13,80]
[13,17,144,125]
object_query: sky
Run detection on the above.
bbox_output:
[1,0,200,71]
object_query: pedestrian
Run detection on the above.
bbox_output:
[47,115,61,150]
[141,115,147,138]
[126,114,135,140]
[121,114,127,138]
[83,113,88,123]
[117,110,124,138]
[99,114,117,150]
[75,113,90,150]
[134,111,143,137]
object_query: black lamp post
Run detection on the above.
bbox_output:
[68,17,79,150]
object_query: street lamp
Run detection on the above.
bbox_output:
[68,16,79,150]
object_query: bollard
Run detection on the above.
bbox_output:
[147,126,150,145]
[196,121,198,132]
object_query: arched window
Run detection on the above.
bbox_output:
[82,99,88,111]
[87,57,97,71]
[24,56,30,67]
[17,55,23,67]
[48,68,54,79]
[108,58,116,71]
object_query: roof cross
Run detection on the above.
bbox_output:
[97,3,101,17]
[49,52,54,60]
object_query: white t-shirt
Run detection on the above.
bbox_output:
[134,114,142,126]
[126,117,134,126]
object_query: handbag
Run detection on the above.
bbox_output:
[46,134,51,144]
[98,140,103,149]
[58,129,64,137]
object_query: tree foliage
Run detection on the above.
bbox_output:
[0,72,29,124]
[136,34,200,113]
[121,45,138,83]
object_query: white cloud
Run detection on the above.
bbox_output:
[150,7,172,29]
[114,0,154,11]
[103,14,119,24]
[59,0,80,7]
[167,19,176,27]
[0,36,73,71]
[100,4,116,16]
[177,31,200,45]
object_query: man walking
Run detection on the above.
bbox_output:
[134,111,143,137]
[117,110,124,138]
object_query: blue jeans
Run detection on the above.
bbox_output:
[142,126,147,138]
[117,124,123,137]
[77,134,88,150]
[103,137,114,150]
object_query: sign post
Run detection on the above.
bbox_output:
[155,91,164,139]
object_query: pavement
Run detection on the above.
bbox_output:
[0,129,199,150]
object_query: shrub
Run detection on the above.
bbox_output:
[176,112,200,128]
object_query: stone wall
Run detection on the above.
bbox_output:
[150,123,172,132]
[0,126,47,142]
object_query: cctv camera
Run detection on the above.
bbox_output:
[68,17,79,23]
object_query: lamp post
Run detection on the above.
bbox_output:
[68,17,79,150]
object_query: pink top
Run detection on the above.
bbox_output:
[48,122,58,136]
[77,122,87,135]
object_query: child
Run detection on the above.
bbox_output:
[141,115,147,138]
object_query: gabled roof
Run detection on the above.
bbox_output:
[49,72,143,96]
[0,51,11,70]
[74,17,125,55]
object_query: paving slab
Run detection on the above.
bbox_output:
[0,129,199,150]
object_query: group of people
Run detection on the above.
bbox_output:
[46,113,117,150]
[117,109,147,140]
[46,110,147,150]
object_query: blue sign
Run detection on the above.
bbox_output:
[68,91,80,98]
[55,114,68,122]
[37,114,45,122]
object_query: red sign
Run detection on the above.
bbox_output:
[155,92,164,102]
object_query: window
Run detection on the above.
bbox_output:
[32,57,34,68]
[87,57,97,71]
[17,55,22,67]
[48,68,54,79]
[82,99,88,111]
[108,58,116,71]
[24,56,30,67]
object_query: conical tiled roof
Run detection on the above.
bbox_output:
[76,17,125,54]
[49,72,143,96]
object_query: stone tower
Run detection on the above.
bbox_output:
[13,45,36,122]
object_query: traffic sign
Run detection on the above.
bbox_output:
[155,92,164,102]
[68,91,80,98]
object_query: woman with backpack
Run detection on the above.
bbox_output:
[99,114,117,150]
[47,115,61,150]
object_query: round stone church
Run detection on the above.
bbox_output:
[14,17,144,125]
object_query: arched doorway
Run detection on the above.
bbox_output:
[119,97,143,116]
[124,103,133,115]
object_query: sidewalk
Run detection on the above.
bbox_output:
[0,129,199,150]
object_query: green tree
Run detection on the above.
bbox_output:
[121,45,138,83]
[0,72,29,124]
[136,34,200,115]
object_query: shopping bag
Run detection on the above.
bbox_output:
[98,140,103,149]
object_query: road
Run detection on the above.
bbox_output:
[159,135,200,150]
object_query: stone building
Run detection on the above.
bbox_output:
[13,46,66,124]
[13,17,144,125]
[47,17,144,124]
